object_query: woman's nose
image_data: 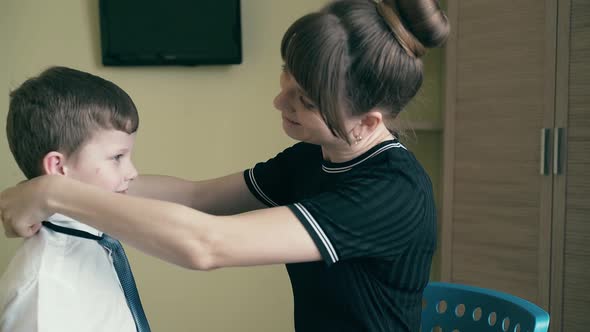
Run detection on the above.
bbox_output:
[273,91,286,112]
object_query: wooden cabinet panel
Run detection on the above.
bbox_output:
[444,0,554,306]
[443,0,589,330]
[562,1,590,330]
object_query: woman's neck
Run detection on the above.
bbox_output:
[321,125,395,163]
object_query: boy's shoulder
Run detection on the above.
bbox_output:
[0,228,138,331]
[0,228,71,300]
[0,234,47,311]
[0,230,53,290]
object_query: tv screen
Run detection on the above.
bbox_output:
[99,0,242,66]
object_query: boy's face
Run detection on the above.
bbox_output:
[64,129,138,193]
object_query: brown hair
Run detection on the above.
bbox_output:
[6,66,139,179]
[280,0,449,143]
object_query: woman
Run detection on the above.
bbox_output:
[1,0,449,330]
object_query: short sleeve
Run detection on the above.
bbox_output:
[244,143,320,207]
[287,169,429,266]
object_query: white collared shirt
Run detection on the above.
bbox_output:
[0,214,137,332]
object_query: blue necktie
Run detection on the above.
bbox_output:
[99,233,151,332]
[42,222,151,332]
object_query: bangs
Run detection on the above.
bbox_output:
[95,104,139,134]
[88,83,140,135]
[280,12,350,140]
[281,13,329,104]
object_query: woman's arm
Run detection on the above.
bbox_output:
[128,173,267,215]
[0,175,321,269]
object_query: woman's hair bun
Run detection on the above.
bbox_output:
[388,0,450,48]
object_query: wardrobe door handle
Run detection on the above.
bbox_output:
[540,128,550,175]
[553,127,563,175]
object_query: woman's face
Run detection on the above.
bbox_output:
[273,69,339,145]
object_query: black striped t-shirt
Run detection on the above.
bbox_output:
[243,139,436,332]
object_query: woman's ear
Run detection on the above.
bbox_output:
[42,151,68,176]
[360,111,383,133]
[348,111,385,144]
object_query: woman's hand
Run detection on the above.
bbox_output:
[0,176,54,238]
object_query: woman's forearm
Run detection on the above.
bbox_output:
[129,173,265,215]
[2,176,320,268]
[128,174,201,207]
[50,176,217,269]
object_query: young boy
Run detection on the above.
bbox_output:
[0,66,150,332]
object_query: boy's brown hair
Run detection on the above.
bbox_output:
[6,66,139,179]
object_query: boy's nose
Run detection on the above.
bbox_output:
[126,161,138,181]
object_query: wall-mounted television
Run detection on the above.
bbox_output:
[99,0,242,66]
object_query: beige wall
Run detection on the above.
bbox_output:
[0,0,444,331]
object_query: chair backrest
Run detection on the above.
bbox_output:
[421,282,550,332]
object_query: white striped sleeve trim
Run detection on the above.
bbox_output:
[247,168,278,207]
[293,203,339,263]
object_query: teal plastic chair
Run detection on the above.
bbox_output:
[421,282,550,332]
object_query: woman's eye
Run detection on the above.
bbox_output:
[299,96,316,110]
[113,154,123,162]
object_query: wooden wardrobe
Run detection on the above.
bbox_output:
[441,0,589,331]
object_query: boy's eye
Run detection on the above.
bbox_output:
[113,154,124,162]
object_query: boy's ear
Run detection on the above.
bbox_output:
[42,151,68,176]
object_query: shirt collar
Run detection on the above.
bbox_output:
[321,139,406,174]
[46,213,103,237]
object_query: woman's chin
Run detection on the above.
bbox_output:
[282,125,303,141]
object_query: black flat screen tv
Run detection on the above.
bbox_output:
[99,0,242,66]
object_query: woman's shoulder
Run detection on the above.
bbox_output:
[372,140,423,171]
[338,140,415,173]
[286,141,321,155]
[348,140,432,191]
[273,142,322,164]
